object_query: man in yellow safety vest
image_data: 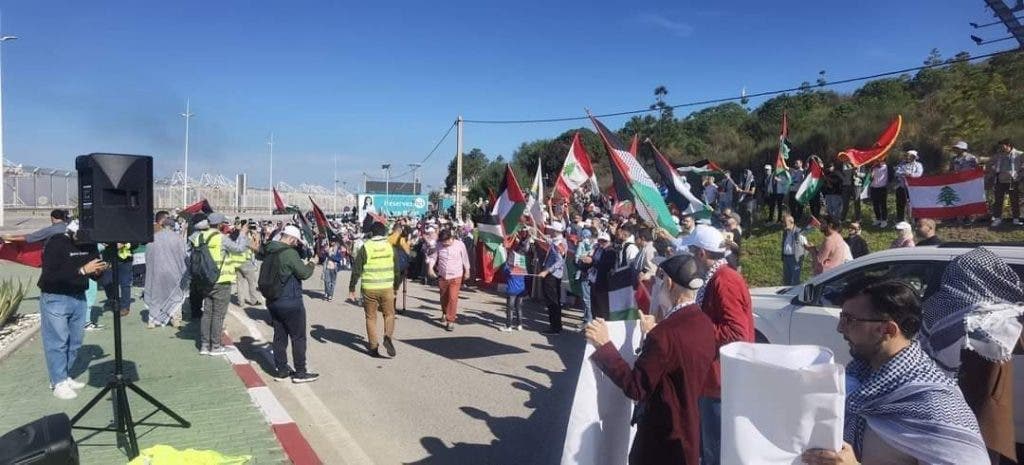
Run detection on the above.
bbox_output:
[348,221,399,358]
[189,212,250,356]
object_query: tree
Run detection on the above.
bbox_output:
[444,148,490,194]
[937,186,960,206]
[649,85,674,120]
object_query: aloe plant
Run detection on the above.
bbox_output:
[0,279,27,329]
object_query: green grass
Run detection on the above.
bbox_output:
[739,221,1024,287]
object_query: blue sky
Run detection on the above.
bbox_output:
[0,0,1000,192]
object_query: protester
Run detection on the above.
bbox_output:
[143,215,187,328]
[679,214,695,236]
[431,228,471,332]
[788,159,806,223]
[636,228,657,283]
[989,138,1021,227]
[803,279,988,465]
[574,228,596,327]
[823,162,844,219]
[915,218,941,246]
[780,214,809,286]
[100,242,135,317]
[717,171,737,211]
[868,161,890,227]
[38,220,108,399]
[736,168,757,233]
[702,176,718,208]
[950,140,979,173]
[262,225,318,383]
[893,150,923,223]
[891,221,915,249]
[0,208,68,243]
[584,254,716,465]
[349,222,400,356]
[839,158,860,222]
[769,167,789,223]
[501,233,530,332]
[322,240,343,301]
[920,248,1024,464]
[807,215,846,276]
[589,232,614,321]
[683,224,754,465]
[538,222,568,335]
[190,212,250,356]
[844,221,870,259]
[228,221,262,306]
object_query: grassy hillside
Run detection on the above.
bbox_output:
[739,221,1024,287]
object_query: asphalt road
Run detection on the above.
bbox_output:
[225,268,587,465]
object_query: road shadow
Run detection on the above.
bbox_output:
[309,323,370,355]
[402,336,527,360]
[406,334,585,464]
[234,335,277,375]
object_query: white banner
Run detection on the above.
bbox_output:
[721,342,845,465]
[561,320,643,465]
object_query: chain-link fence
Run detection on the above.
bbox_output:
[2,162,355,214]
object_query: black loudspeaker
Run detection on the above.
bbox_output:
[76,153,154,244]
[0,413,80,465]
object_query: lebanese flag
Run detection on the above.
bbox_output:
[0,241,43,268]
[554,133,599,199]
[907,168,988,219]
[590,115,680,237]
[840,115,902,168]
[490,164,527,234]
[795,157,824,204]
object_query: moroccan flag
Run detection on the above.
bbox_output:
[775,112,792,178]
[906,167,988,219]
[490,164,527,234]
[795,157,824,204]
[181,198,212,215]
[676,159,724,175]
[840,115,902,168]
[0,241,43,267]
[590,115,680,236]
[555,133,599,199]
[527,163,546,228]
[308,196,330,236]
[649,141,713,218]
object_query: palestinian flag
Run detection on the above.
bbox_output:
[554,133,599,199]
[476,218,507,286]
[840,115,902,168]
[181,198,212,215]
[508,250,528,275]
[308,196,331,237]
[606,261,642,321]
[628,134,639,156]
[590,115,680,236]
[272,188,300,215]
[775,112,792,179]
[649,141,714,219]
[490,164,527,234]
[859,169,873,200]
[293,211,316,246]
[676,159,723,175]
[795,157,824,204]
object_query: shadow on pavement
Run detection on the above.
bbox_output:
[309,323,369,355]
[402,336,527,360]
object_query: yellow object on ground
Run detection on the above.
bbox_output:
[126,445,252,465]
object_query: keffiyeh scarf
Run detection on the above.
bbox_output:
[920,247,1024,375]
[845,341,987,463]
[695,258,728,305]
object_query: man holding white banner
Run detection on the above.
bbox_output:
[583,254,715,465]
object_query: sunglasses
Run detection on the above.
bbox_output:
[838,312,890,325]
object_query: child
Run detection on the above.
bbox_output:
[501,235,530,331]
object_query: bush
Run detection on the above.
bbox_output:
[0,279,27,329]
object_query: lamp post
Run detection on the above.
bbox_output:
[382,163,391,216]
[180,98,194,206]
[267,132,274,192]
[408,162,422,194]
[0,33,17,226]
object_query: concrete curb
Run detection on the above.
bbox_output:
[0,315,40,363]
[219,332,323,465]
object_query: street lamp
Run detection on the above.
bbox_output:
[382,163,391,215]
[267,132,274,191]
[408,162,422,194]
[0,34,17,227]
[180,98,194,206]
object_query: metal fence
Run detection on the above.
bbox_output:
[2,161,355,214]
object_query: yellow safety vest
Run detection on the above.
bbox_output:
[117,243,132,260]
[361,238,394,290]
[192,230,238,285]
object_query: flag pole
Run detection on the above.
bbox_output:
[455,115,464,221]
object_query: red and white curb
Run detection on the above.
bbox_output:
[219,332,323,465]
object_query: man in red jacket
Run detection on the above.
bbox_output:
[585,254,716,465]
[682,224,754,465]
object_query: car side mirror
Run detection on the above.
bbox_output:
[802,284,815,304]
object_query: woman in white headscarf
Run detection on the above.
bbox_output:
[144,217,188,328]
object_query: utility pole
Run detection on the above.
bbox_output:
[455,115,463,220]
[981,0,1024,46]
[408,163,422,194]
[180,98,194,206]
[0,26,17,227]
[333,155,338,216]
[382,163,391,216]
[267,132,274,192]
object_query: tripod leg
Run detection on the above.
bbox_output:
[125,381,191,427]
[118,385,140,458]
[70,382,115,425]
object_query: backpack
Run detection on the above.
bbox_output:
[189,233,222,289]
[257,249,284,301]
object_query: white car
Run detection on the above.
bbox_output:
[750,243,1024,365]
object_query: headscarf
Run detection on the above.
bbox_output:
[920,247,1024,374]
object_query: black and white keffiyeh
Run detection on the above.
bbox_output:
[695,258,728,305]
[845,341,987,463]
[920,247,1024,374]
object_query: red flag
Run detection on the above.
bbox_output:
[807,214,822,229]
[839,115,902,168]
[0,241,43,268]
[272,188,287,214]
[181,198,211,215]
[629,134,639,156]
[308,196,329,234]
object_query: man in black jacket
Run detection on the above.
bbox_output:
[262,225,318,383]
[916,218,942,246]
[38,220,108,399]
[845,222,870,259]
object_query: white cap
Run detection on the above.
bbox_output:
[764,164,772,170]
[953,141,968,150]
[679,224,728,253]
[548,221,565,232]
[425,226,436,233]
[906,150,918,158]
[282,225,303,241]
[597,232,611,242]
[66,219,80,234]
[895,221,912,231]
[671,215,680,225]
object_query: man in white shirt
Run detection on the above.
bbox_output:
[869,161,890,227]
[893,150,923,224]
[990,138,1021,227]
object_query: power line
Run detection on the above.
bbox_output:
[391,120,457,179]
[463,49,1019,125]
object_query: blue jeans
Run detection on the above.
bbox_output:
[101,261,133,309]
[580,280,593,325]
[782,254,803,286]
[699,396,722,465]
[323,267,338,299]
[40,292,87,385]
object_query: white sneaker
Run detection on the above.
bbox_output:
[500,326,513,332]
[1013,219,1022,226]
[53,381,78,400]
[516,325,523,331]
[992,218,1003,227]
[879,221,888,228]
[65,377,86,390]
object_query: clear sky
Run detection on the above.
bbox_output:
[0,0,1001,192]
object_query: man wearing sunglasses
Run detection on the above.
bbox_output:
[802,279,986,465]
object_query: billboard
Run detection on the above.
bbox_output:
[364,181,420,195]
[358,194,429,219]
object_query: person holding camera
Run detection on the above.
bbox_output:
[261,225,318,383]
[189,212,250,356]
[38,220,109,399]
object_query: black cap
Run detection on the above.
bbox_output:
[658,255,704,290]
